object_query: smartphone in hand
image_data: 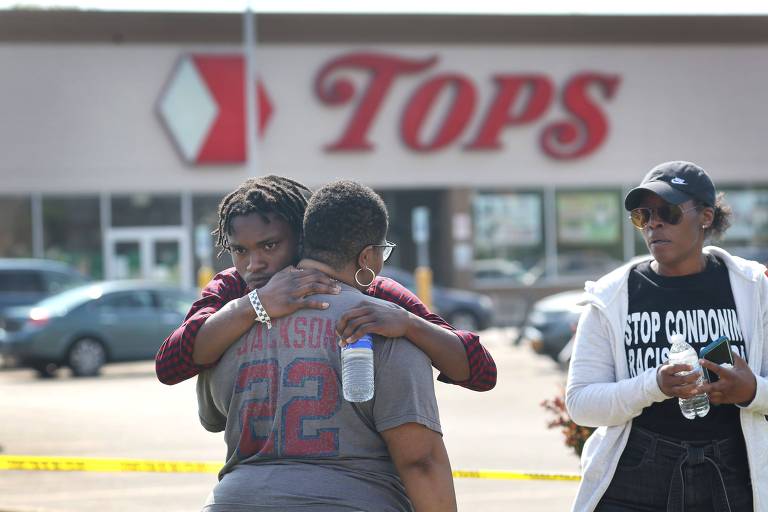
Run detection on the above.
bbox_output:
[699,336,734,383]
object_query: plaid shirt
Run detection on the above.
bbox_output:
[155,267,497,391]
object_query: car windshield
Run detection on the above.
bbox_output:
[35,284,105,314]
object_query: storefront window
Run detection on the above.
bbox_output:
[472,191,543,285]
[43,196,102,279]
[193,194,229,279]
[555,190,624,282]
[717,188,768,263]
[111,194,181,227]
[0,196,32,257]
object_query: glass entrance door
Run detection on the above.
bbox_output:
[105,227,192,288]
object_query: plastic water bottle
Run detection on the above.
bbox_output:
[341,334,374,402]
[667,333,709,419]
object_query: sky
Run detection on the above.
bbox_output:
[3,0,768,15]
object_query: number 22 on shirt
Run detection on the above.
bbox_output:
[235,358,341,459]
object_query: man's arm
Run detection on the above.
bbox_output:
[336,277,497,391]
[336,300,470,381]
[156,267,341,384]
[155,269,244,385]
[192,267,341,364]
[380,423,457,512]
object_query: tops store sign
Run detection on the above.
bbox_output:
[158,51,620,165]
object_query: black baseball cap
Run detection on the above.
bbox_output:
[624,161,716,211]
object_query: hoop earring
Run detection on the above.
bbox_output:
[355,266,376,287]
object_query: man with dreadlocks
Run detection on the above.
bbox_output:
[155,175,496,393]
[197,180,456,511]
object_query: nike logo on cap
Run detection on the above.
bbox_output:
[671,177,687,185]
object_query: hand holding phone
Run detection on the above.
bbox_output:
[699,336,734,384]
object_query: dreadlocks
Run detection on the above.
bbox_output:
[214,175,311,257]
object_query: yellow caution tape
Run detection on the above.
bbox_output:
[0,455,220,474]
[0,455,580,481]
[452,469,580,481]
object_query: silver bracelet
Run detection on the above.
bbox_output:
[247,289,272,329]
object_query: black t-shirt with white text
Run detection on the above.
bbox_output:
[627,254,746,441]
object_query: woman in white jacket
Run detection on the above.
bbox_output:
[566,161,768,512]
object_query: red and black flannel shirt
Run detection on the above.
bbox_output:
[155,267,497,391]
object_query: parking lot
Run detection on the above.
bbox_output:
[0,329,580,512]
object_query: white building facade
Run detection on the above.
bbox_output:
[2,11,768,321]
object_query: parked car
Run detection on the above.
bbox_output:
[0,281,197,378]
[379,267,495,331]
[519,289,585,361]
[525,253,624,285]
[472,258,537,286]
[726,245,768,266]
[0,258,89,313]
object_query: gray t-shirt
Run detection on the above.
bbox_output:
[197,283,441,512]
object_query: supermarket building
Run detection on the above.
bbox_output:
[2,10,768,322]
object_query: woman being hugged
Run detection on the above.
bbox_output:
[566,161,768,511]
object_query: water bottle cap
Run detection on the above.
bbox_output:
[669,333,685,345]
[343,334,373,350]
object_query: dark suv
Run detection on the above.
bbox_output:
[0,259,88,313]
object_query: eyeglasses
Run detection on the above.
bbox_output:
[371,241,397,262]
[629,205,699,229]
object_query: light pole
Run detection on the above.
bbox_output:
[243,1,259,177]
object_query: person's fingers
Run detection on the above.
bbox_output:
[344,320,378,344]
[340,314,377,341]
[666,363,693,374]
[300,270,340,287]
[659,366,700,394]
[699,359,727,379]
[664,370,700,387]
[294,281,341,298]
[732,352,748,369]
[339,314,376,340]
[336,306,368,339]
[297,299,331,311]
[338,307,369,321]
[708,391,725,404]
[293,270,338,287]
[674,381,704,399]
[336,307,372,335]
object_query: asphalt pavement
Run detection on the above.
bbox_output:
[0,328,580,511]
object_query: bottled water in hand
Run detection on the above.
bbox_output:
[667,333,709,419]
[341,334,374,402]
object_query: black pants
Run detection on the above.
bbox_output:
[596,427,752,512]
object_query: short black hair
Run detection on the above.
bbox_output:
[303,180,388,270]
[214,175,311,256]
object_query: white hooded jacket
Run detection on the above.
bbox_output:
[566,246,768,512]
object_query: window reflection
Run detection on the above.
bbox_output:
[43,196,102,279]
[111,194,181,227]
[555,190,623,283]
[0,196,32,257]
[472,191,543,285]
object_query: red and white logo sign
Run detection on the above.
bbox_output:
[159,51,619,165]
[157,54,273,164]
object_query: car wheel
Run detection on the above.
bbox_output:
[67,337,106,377]
[448,310,481,331]
[31,362,58,379]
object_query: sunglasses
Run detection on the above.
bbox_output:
[371,241,397,262]
[629,205,698,229]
